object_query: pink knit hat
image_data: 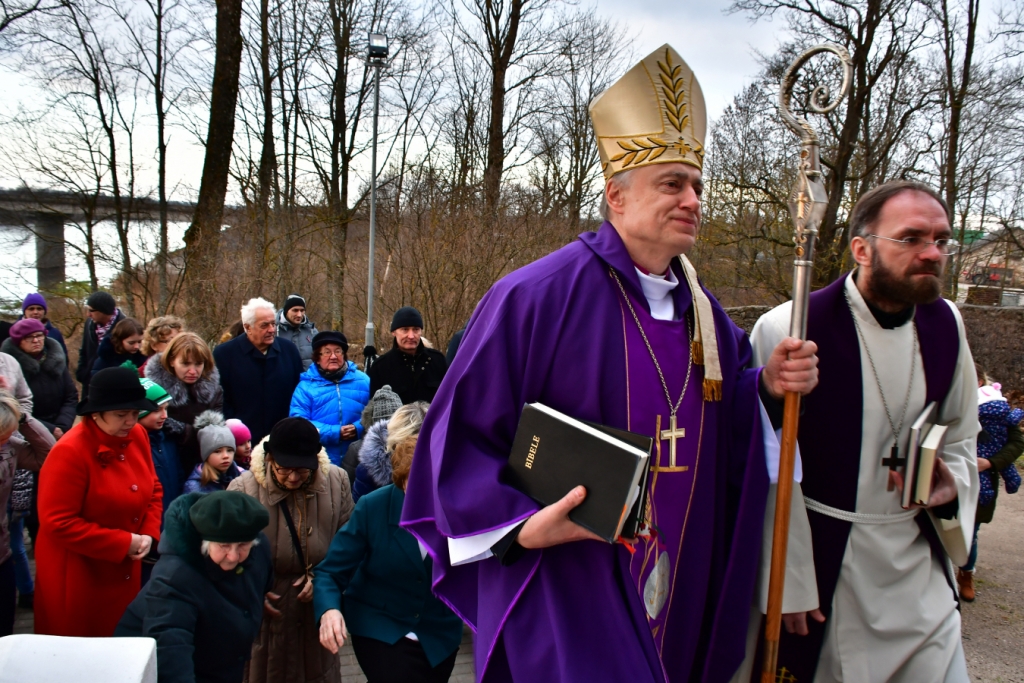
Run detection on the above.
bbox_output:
[225,418,252,445]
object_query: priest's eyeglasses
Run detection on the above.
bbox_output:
[865,234,959,256]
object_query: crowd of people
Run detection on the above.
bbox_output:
[0,291,465,683]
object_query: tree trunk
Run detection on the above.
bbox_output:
[482,0,523,214]
[184,0,244,338]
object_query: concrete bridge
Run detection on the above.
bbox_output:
[0,188,244,289]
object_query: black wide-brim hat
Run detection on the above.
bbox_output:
[77,366,160,415]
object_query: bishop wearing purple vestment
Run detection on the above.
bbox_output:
[400,45,819,683]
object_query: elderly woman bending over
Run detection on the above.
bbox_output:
[229,417,354,683]
[117,491,273,683]
[314,402,463,683]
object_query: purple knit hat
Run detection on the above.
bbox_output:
[22,293,47,312]
[9,318,47,343]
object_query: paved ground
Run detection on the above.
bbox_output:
[12,472,1022,682]
[961,466,1024,683]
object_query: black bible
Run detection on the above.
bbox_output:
[506,402,653,543]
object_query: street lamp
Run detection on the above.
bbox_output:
[364,32,388,371]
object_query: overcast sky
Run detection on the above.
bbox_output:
[593,0,786,119]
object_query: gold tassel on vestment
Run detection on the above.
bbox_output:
[691,340,704,366]
[703,379,723,402]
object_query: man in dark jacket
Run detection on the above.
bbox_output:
[116,491,273,683]
[276,293,318,370]
[367,306,448,405]
[214,297,303,445]
[76,290,124,398]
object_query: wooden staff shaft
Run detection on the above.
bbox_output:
[760,390,802,683]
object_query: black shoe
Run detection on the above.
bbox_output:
[17,592,33,610]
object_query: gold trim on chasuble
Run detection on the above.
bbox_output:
[616,283,704,638]
[590,45,707,180]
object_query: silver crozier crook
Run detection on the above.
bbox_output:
[761,44,852,683]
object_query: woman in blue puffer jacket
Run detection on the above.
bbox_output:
[289,331,370,466]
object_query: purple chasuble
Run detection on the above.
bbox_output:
[401,222,771,683]
[769,273,961,682]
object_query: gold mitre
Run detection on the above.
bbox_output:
[590,45,707,180]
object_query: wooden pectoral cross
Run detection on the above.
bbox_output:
[881,445,906,492]
[657,414,687,470]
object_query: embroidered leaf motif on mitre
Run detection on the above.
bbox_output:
[658,50,689,132]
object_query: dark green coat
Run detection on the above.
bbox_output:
[312,485,463,667]
[115,493,274,683]
[978,426,1024,525]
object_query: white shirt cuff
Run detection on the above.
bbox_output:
[760,397,803,484]
[447,521,523,566]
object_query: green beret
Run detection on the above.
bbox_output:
[188,491,269,543]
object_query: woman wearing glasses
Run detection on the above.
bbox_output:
[289,332,371,467]
[229,417,354,683]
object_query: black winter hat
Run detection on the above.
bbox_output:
[265,417,322,469]
[189,491,269,543]
[86,291,117,315]
[390,306,424,332]
[282,294,306,315]
[312,330,348,353]
[77,366,160,415]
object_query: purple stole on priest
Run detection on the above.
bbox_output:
[767,274,960,681]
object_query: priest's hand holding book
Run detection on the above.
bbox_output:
[891,457,958,509]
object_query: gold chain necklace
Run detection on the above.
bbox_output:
[609,268,694,417]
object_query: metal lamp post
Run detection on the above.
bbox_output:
[364,31,388,371]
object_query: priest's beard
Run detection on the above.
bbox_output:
[867,248,943,307]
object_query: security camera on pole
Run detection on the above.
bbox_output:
[363,32,389,373]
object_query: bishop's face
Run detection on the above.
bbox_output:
[606,163,703,264]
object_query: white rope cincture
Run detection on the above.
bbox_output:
[804,497,919,525]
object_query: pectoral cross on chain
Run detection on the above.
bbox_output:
[881,445,906,492]
[660,414,686,468]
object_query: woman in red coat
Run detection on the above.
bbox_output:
[35,366,163,636]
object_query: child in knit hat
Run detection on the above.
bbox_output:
[138,378,183,514]
[226,418,252,469]
[183,411,242,493]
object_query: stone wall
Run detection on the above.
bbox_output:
[959,305,1024,392]
[724,304,1024,392]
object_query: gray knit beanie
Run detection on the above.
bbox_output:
[371,385,403,423]
[195,411,236,462]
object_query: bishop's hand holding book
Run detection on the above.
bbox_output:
[506,403,653,548]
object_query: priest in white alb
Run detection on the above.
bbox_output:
[745,180,979,682]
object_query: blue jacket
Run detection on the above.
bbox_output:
[289,362,370,466]
[148,428,184,521]
[313,485,463,668]
[213,334,303,445]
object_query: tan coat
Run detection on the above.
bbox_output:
[229,439,354,683]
